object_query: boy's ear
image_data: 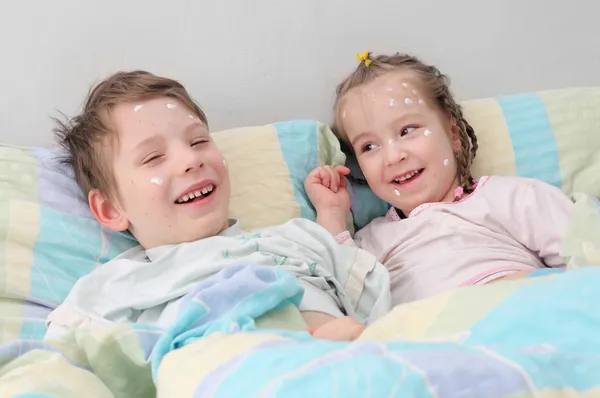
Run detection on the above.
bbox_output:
[89,189,129,232]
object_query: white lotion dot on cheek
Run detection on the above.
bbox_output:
[166,103,177,110]
[443,159,450,167]
[418,99,425,105]
[394,189,400,196]
[222,159,227,168]
[412,89,418,95]
[404,98,414,105]
[134,104,143,112]
[150,177,163,185]
[424,129,432,136]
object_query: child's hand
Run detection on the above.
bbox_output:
[304,166,351,214]
[308,316,365,341]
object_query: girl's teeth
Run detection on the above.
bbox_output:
[201,187,209,195]
[194,190,201,197]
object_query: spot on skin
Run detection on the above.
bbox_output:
[388,99,397,107]
[134,105,143,112]
[394,189,401,196]
[150,177,163,185]
[404,98,414,105]
[424,129,432,136]
[444,159,450,167]
[166,103,177,110]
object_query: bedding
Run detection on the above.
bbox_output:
[1,87,600,397]
[2,265,600,397]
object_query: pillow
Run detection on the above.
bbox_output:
[562,193,600,268]
[0,120,345,341]
[347,87,600,226]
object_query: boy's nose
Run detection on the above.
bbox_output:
[179,149,204,174]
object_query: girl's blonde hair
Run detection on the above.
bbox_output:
[333,53,479,195]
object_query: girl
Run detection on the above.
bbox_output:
[305,52,573,305]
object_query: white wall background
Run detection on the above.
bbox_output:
[1,0,599,146]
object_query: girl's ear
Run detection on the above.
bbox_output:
[89,189,129,232]
[449,115,462,153]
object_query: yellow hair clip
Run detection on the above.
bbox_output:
[356,51,372,67]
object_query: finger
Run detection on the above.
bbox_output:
[327,166,340,193]
[321,167,332,188]
[335,166,351,176]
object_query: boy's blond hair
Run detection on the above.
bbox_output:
[54,70,208,198]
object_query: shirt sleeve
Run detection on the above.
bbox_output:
[505,179,573,267]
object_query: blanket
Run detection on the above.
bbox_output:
[3,263,600,398]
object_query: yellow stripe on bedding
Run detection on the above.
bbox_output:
[157,333,284,397]
[539,88,600,197]
[462,98,516,178]
[5,200,38,298]
[212,126,300,230]
[359,290,456,341]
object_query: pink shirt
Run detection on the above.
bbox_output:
[338,176,573,305]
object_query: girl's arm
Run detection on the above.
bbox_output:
[506,179,573,267]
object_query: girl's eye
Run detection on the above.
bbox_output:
[142,154,162,165]
[400,126,417,137]
[362,143,378,153]
[191,138,209,147]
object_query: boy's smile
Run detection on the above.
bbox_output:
[90,97,231,249]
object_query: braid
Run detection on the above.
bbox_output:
[441,91,478,196]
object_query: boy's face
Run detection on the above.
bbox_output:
[91,97,230,249]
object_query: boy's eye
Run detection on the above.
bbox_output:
[191,138,209,147]
[400,126,417,136]
[361,143,378,153]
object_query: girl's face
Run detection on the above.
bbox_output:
[340,70,461,215]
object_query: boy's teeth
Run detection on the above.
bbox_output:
[176,184,214,203]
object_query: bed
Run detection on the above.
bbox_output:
[1,88,600,397]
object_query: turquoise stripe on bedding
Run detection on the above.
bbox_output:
[31,207,137,306]
[496,94,562,188]
[273,120,319,220]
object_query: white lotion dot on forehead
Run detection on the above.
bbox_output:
[188,114,195,119]
[424,129,432,136]
[443,159,450,167]
[133,104,143,112]
[418,99,425,105]
[404,98,414,105]
[394,189,401,196]
[388,99,397,107]
[150,177,163,185]
[166,103,177,110]
[401,82,409,88]
[412,89,418,95]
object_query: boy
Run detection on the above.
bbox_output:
[46,71,390,341]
